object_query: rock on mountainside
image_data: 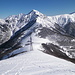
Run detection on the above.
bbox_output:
[0,10,75,61]
[0,19,12,45]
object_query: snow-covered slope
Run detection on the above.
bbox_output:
[0,50,75,75]
[48,13,75,27]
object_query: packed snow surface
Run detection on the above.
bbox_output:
[0,49,75,75]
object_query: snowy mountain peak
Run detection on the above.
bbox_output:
[31,9,39,13]
[28,9,45,17]
[70,11,75,14]
[0,19,7,24]
[32,9,43,15]
[6,13,25,20]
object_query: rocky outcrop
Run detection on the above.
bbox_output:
[42,43,75,63]
[0,20,12,45]
[64,22,75,36]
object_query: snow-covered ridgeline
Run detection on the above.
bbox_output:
[48,13,75,27]
[4,10,75,33]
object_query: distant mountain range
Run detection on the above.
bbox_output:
[0,10,75,61]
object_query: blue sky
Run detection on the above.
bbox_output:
[0,0,75,19]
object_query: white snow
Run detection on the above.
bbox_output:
[71,39,75,42]
[0,19,6,24]
[0,49,75,75]
[48,13,75,27]
[5,10,75,34]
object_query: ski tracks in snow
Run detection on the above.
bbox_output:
[0,50,75,75]
[1,54,29,75]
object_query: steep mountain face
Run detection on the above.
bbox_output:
[0,10,75,60]
[0,19,12,45]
